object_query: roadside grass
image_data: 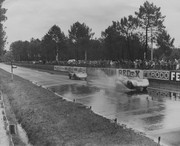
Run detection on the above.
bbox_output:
[0,68,158,146]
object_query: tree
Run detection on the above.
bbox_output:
[10,41,24,61]
[102,21,125,60]
[28,38,41,61]
[68,21,94,60]
[87,39,104,60]
[41,25,66,61]
[155,29,174,59]
[135,1,165,60]
[119,15,138,60]
[41,34,54,62]
[48,25,66,61]
[1,50,13,62]
[169,49,180,60]
[102,19,144,61]
[0,0,7,56]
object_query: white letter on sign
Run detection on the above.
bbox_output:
[176,72,180,81]
[171,72,175,81]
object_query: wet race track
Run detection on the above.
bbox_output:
[50,78,180,146]
[1,63,180,146]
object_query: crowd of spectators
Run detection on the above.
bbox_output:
[17,58,180,70]
[53,58,180,70]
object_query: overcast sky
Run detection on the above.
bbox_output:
[3,0,180,49]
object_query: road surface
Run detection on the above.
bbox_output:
[1,63,180,146]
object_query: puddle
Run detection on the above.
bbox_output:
[49,83,180,146]
[50,84,100,98]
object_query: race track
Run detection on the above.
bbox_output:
[1,63,180,146]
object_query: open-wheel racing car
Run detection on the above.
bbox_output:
[68,71,87,80]
[116,76,149,91]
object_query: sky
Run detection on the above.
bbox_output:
[3,0,180,50]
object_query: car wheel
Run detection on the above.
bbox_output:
[73,74,76,79]
[136,88,141,92]
[69,75,71,79]
[143,87,147,91]
[127,81,133,89]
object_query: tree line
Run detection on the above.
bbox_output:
[2,1,178,63]
[0,0,7,57]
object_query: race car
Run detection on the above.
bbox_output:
[68,71,87,80]
[116,76,149,91]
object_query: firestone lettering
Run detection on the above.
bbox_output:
[170,72,180,81]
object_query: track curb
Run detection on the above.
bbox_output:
[0,90,14,146]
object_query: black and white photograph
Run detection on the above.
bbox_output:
[0,0,180,145]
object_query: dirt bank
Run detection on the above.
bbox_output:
[0,68,158,146]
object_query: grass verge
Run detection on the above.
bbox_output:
[0,68,158,146]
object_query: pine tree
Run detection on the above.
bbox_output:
[0,0,7,56]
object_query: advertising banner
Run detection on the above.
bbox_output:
[117,69,144,79]
[73,67,86,72]
[86,67,97,76]
[54,66,67,72]
[100,68,117,76]
[54,66,86,73]
[170,71,180,82]
[86,67,116,76]
[143,70,170,81]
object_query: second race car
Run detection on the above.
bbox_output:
[68,71,87,80]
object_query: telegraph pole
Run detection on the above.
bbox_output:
[151,27,153,61]
[11,61,17,81]
[11,61,13,81]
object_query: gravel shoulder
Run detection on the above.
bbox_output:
[0,68,159,146]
